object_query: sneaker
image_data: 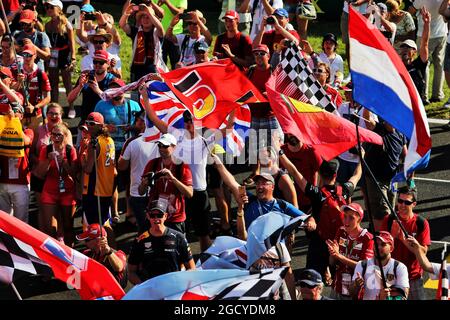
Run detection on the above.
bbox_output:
[429,97,443,103]
[68,109,76,119]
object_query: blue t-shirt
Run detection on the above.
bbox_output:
[244,194,305,230]
[94,99,141,151]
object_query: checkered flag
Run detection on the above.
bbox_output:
[437,260,449,300]
[273,41,336,113]
[0,228,53,284]
[212,267,288,300]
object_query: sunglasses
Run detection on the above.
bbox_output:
[253,51,267,57]
[299,282,317,289]
[397,198,414,205]
[148,212,164,219]
[158,143,169,149]
[187,22,198,26]
[44,4,55,9]
[93,60,106,65]
[51,132,64,138]
[85,120,100,126]
[21,53,33,58]
[93,40,106,45]
[313,69,326,74]
[20,22,32,27]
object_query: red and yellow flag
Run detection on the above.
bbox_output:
[266,83,383,161]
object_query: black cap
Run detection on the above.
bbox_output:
[323,33,337,45]
[148,200,167,213]
[193,41,209,54]
[299,269,322,286]
[183,110,193,122]
[319,159,340,177]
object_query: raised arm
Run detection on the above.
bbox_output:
[138,84,168,134]
[419,7,431,63]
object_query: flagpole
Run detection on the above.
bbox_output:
[355,123,388,289]
[10,283,23,300]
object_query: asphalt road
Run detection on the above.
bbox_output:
[0,105,449,300]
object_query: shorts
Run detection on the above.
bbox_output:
[41,190,76,207]
[206,164,222,189]
[82,194,112,225]
[30,174,45,193]
[185,190,211,237]
[340,12,349,45]
[364,175,396,220]
[444,43,450,72]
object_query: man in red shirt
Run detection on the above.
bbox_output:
[15,44,51,130]
[281,133,322,212]
[213,10,253,69]
[138,133,193,234]
[380,186,431,300]
[326,202,374,300]
[0,104,34,223]
[253,8,300,57]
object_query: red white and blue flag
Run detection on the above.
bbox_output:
[349,7,431,182]
[141,81,251,156]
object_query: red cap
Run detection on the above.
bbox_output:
[252,44,270,55]
[76,224,106,241]
[87,112,104,124]
[376,231,394,248]
[20,9,36,24]
[110,78,126,87]
[22,44,36,55]
[0,66,13,79]
[341,202,364,220]
[93,50,109,62]
[223,10,239,21]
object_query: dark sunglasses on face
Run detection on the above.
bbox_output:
[85,120,100,126]
[148,212,164,219]
[93,60,106,65]
[299,282,317,289]
[253,51,267,57]
[314,69,326,74]
[20,22,32,27]
[157,143,169,149]
[397,198,414,205]
[51,132,64,138]
[93,40,106,45]
[21,53,33,58]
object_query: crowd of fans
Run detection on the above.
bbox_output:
[0,0,448,300]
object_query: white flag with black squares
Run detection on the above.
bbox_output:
[0,228,53,284]
[212,267,288,300]
[273,41,336,113]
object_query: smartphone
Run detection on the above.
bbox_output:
[238,185,246,197]
[88,73,95,82]
[84,13,96,21]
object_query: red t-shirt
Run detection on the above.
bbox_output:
[23,66,51,114]
[39,145,77,195]
[381,213,431,280]
[247,67,273,118]
[4,0,19,12]
[333,227,374,295]
[0,128,34,185]
[262,30,301,56]
[142,157,193,223]
[213,32,252,63]
[281,143,322,211]
[325,84,343,108]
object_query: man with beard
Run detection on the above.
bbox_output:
[127,199,195,284]
[68,50,116,147]
[398,7,431,104]
[13,9,51,71]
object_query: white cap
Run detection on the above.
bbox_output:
[400,39,417,51]
[45,0,64,10]
[157,133,177,146]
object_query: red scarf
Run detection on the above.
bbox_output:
[133,27,155,65]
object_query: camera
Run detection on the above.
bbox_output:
[143,171,165,187]
[179,13,189,20]
[266,16,276,24]
[84,13,97,21]
[88,73,95,82]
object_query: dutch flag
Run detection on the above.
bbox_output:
[348,6,432,182]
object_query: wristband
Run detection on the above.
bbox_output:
[106,249,113,256]
[278,149,284,156]
[237,212,244,217]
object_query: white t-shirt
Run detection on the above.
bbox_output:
[338,103,378,163]
[121,137,159,197]
[413,0,448,39]
[429,262,450,280]
[248,0,283,40]
[172,133,215,191]
[318,52,344,85]
[81,51,122,72]
[353,258,409,300]
[176,34,206,66]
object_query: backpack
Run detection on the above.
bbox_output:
[386,214,425,236]
[317,185,347,241]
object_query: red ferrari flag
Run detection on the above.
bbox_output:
[159,59,266,128]
[266,81,383,161]
[0,211,125,300]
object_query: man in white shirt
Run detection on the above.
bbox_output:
[352,231,410,300]
[412,0,448,103]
